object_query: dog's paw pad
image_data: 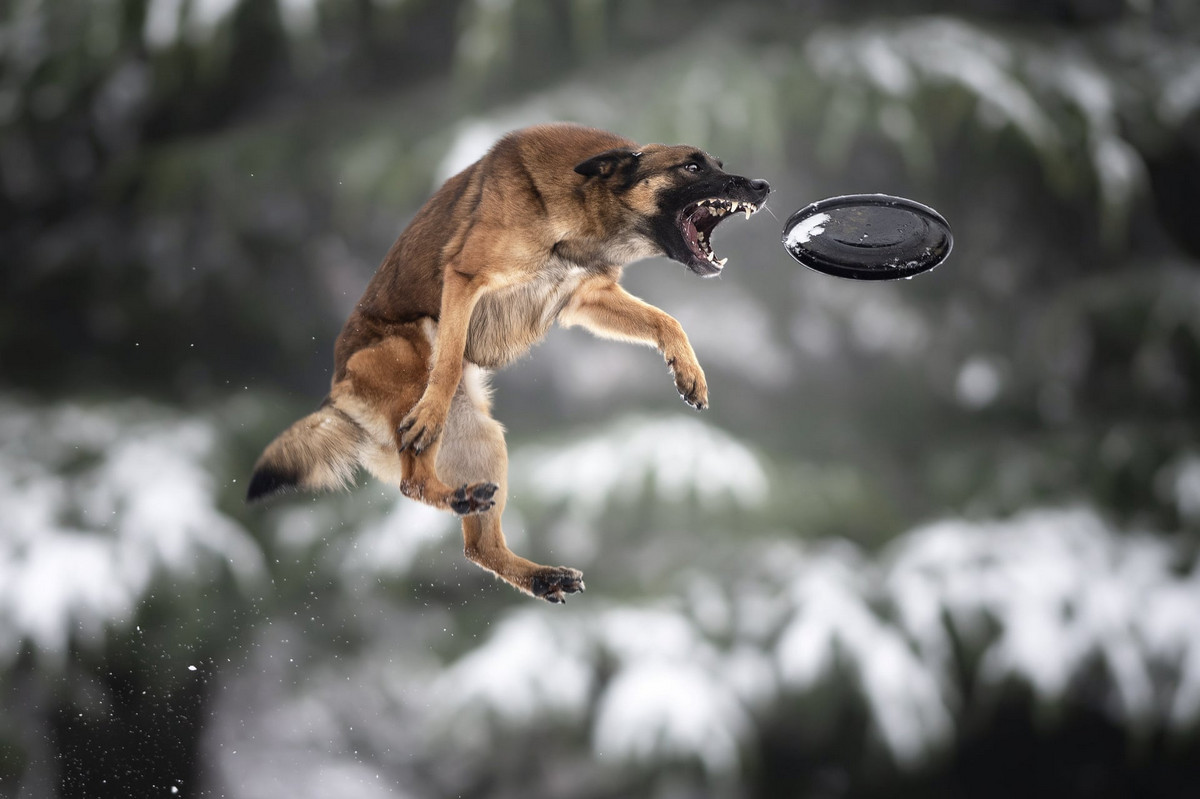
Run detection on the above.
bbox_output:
[530,567,585,604]
[449,483,498,516]
[472,482,499,501]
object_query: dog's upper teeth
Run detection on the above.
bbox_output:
[744,204,755,220]
[730,201,741,212]
[716,257,728,267]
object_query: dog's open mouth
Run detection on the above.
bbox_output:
[679,198,760,272]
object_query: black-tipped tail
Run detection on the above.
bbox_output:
[245,403,367,504]
[246,465,300,503]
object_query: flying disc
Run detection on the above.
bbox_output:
[782,194,953,280]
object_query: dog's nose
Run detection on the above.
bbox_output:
[748,178,770,194]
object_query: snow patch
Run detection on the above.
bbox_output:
[785,211,830,248]
[513,415,768,515]
[0,398,264,667]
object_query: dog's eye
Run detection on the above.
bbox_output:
[683,163,701,173]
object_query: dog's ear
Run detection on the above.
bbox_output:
[574,148,642,179]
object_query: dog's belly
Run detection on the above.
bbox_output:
[465,265,585,368]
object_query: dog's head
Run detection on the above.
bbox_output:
[574,144,771,276]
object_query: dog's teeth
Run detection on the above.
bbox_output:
[716,257,728,267]
[745,205,754,220]
[730,201,741,212]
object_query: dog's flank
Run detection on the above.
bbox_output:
[248,123,770,603]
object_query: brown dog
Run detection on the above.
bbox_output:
[248,123,770,602]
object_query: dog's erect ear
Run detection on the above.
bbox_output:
[574,148,642,179]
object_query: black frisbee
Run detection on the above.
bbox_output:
[782,194,953,280]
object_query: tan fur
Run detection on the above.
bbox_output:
[248,123,769,602]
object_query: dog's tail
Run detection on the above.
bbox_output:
[246,401,368,503]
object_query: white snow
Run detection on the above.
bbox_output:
[774,541,952,764]
[785,211,830,248]
[512,415,768,516]
[430,506,1200,770]
[199,497,1200,789]
[886,508,1200,726]
[431,611,592,727]
[593,660,748,775]
[0,399,264,667]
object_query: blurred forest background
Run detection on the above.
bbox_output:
[4,0,1200,797]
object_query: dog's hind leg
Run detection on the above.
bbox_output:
[438,367,585,603]
[334,327,496,515]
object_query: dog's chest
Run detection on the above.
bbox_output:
[465,260,588,367]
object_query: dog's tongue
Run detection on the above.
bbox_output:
[683,206,709,249]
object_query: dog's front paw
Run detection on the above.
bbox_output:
[530,566,585,604]
[668,356,708,410]
[398,400,446,454]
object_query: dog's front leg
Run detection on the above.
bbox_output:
[559,278,708,410]
[399,267,488,453]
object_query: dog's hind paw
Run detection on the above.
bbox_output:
[448,482,499,516]
[530,567,586,604]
